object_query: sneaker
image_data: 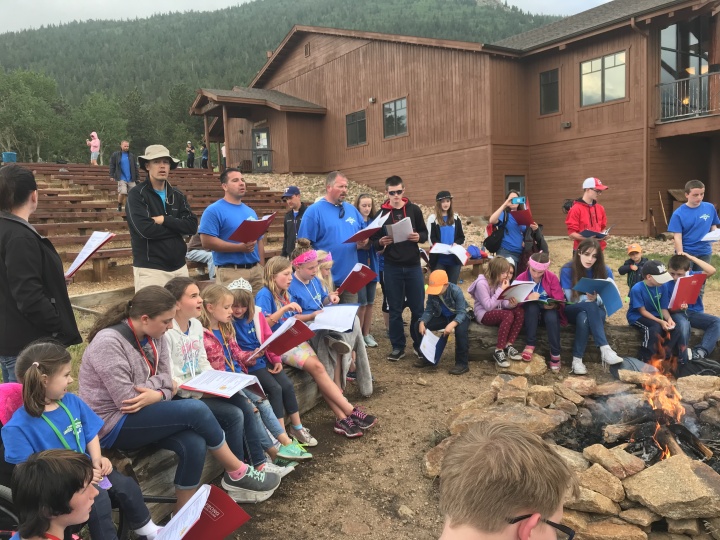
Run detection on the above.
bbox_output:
[599,345,623,366]
[262,461,294,479]
[117,204,123,212]
[413,357,435,369]
[505,345,522,361]
[492,349,510,368]
[221,468,280,503]
[287,426,318,447]
[276,440,313,461]
[350,406,377,429]
[549,355,561,372]
[333,417,364,438]
[273,457,299,469]
[692,347,707,360]
[346,370,356,381]
[571,357,587,375]
[448,364,469,375]
[413,345,423,358]
[387,349,406,361]
[364,334,378,348]
[325,335,352,356]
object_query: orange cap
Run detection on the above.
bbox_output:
[627,243,642,254]
[426,270,449,295]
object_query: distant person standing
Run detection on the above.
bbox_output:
[221,144,227,170]
[668,179,720,269]
[201,143,209,169]
[565,177,609,251]
[126,145,198,291]
[108,140,139,212]
[86,131,101,166]
[186,141,195,168]
[281,185,307,257]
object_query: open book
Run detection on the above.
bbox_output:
[669,273,707,310]
[419,330,448,365]
[228,212,276,243]
[498,281,536,303]
[64,231,116,278]
[510,209,534,227]
[429,243,469,265]
[343,211,390,243]
[337,263,378,294]
[701,229,720,242]
[579,225,614,239]
[572,277,623,316]
[388,217,413,242]
[261,317,315,356]
[309,304,360,333]
[180,370,265,399]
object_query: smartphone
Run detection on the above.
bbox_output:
[511,196,525,204]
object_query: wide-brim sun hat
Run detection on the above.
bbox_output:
[138,145,179,170]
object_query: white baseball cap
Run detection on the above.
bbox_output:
[582,177,608,191]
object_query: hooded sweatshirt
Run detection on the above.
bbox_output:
[565,198,607,250]
[87,132,101,152]
[371,197,428,267]
[468,275,512,322]
[515,268,568,326]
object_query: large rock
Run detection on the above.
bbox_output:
[496,385,527,405]
[623,455,720,519]
[576,519,648,539]
[699,406,720,428]
[620,507,661,527]
[528,385,555,408]
[646,534,691,540]
[446,390,497,427]
[565,486,621,515]
[667,518,702,535]
[490,375,513,392]
[578,463,625,502]
[501,353,548,376]
[583,444,645,479]
[562,376,598,396]
[449,403,566,437]
[422,435,458,479]
[605,393,648,416]
[550,444,590,473]
[676,375,720,404]
[705,517,720,539]
[594,381,637,396]
[554,383,585,405]
[561,509,589,532]
[554,395,578,416]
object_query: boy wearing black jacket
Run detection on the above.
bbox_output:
[371,176,428,362]
[618,243,648,289]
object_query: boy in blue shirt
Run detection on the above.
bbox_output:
[665,253,720,361]
[668,180,720,268]
[627,260,677,363]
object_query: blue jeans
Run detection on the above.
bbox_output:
[435,262,461,284]
[88,470,150,540]
[671,311,720,357]
[185,249,215,279]
[111,399,226,489]
[564,301,608,358]
[384,262,425,350]
[0,356,17,383]
[496,248,522,268]
[245,390,284,440]
[251,367,299,418]
[420,315,469,367]
[522,303,561,356]
[692,254,712,300]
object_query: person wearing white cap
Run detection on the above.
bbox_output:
[126,144,198,291]
[185,141,195,168]
[565,177,609,252]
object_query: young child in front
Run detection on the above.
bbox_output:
[515,252,566,370]
[468,257,524,368]
[3,341,162,540]
[626,260,677,363]
[10,450,98,540]
[618,243,647,291]
[427,190,465,284]
[439,420,578,540]
[416,270,470,375]
[255,256,377,438]
[198,283,312,461]
[665,253,720,361]
[355,193,380,347]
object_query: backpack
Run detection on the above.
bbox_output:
[562,199,575,214]
[483,211,509,253]
[677,356,720,377]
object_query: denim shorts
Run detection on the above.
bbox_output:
[357,282,378,306]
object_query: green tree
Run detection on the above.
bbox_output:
[70,92,127,164]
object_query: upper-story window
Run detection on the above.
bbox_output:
[661,16,710,83]
[540,68,559,115]
[346,110,367,147]
[581,51,626,106]
[383,97,407,139]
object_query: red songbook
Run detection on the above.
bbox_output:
[182,485,251,539]
[228,213,276,243]
[337,263,378,295]
[262,317,316,356]
[510,209,534,227]
[343,211,390,243]
[669,273,707,310]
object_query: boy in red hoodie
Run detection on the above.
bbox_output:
[565,177,609,251]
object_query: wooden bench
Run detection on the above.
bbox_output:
[34,221,129,236]
[465,257,489,277]
[64,248,133,282]
[51,232,131,246]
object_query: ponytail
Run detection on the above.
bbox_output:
[15,341,71,418]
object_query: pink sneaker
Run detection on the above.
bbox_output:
[521,346,535,362]
[549,355,561,372]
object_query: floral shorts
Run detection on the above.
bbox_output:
[281,341,315,369]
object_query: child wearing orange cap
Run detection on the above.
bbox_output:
[618,243,648,289]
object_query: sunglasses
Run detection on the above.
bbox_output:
[388,189,404,196]
[335,203,345,219]
[506,515,574,540]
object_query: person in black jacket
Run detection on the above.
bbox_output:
[280,185,307,258]
[0,165,81,382]
[426,190,465,284]
[108,140,139,212]
[371,176,429,362]
[126,145,198,291]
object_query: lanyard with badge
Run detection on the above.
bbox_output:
[643,283,664,320]
[41,400,83,453]
[127,318,159,376]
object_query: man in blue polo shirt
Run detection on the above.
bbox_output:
[199,168,265,292]
[298,171,366,303]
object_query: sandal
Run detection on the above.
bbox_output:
[521,346,535,362]
[549,355,561,372]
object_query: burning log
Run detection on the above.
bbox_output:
[656,426,685,458]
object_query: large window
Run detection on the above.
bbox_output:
[580,51,626,106]
[661,16,710,84]
[540,68,559,115]
[383,98,407,139]
[346,110,367,147]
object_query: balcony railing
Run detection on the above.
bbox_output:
[658,72,720,122]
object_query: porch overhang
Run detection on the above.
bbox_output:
[189,87,327,117]
[655,114,720,138]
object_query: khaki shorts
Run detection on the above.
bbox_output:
[216,264,264,294]
[133,265,189,292]
[117,181,136,195]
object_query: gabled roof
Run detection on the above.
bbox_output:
[492,0,716,53]
[190,87,326,116]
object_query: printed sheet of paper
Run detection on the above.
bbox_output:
[308,304,359,333]
[417,331,437,364]
[429,243,469,265]
[498,281,535,303]
[388,217,413,242]
[64,231,116,278]
[344,211,390,243]
[180,370,264,399]
[157,484,210,540]
[702,229,720,242]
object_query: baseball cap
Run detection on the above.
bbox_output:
[627,243,642,254]
[426,270,449,295]
[643,260,673,284]
[282,186,301,198]
[582,177,608,191]
[436,190,453,201]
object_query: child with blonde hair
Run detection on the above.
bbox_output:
[355,193,380,347]
[316,250,335,296]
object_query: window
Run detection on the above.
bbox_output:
[580,51,626,106]
[505,175,525,196]
[660,16,710,84]
[304,43,311,57]
[540,69,559,115]
[383,98,407,139]
[346,110,367,147]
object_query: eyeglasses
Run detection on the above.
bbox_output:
[388,189,404,196]
[336,204,345,219]
[592,189,602,194]
[506,515,574,540]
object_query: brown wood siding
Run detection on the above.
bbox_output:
[489,59,529,145]
[527,129,645,237]
[286,113,325,172]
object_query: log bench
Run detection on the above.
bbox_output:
[465,257,489,277]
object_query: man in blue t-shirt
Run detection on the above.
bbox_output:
[297,171,366,303]
[668,179,720,265]
[199,168,265,292]
[108,140,138,212]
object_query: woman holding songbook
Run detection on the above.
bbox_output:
[426,190,465,284]
[559,238,623,375]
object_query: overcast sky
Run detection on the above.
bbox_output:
[0,0,610,34]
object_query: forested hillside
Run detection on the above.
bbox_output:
[0,0,560,163]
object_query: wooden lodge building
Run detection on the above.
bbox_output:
[191,0,720,237]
